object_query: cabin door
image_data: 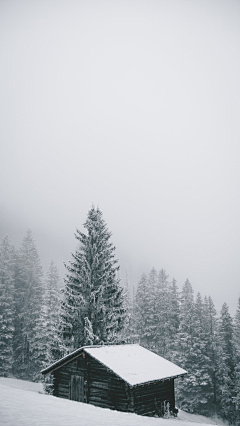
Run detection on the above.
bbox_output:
[70,375,84,402]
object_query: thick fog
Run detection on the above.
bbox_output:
[1,0,240,314]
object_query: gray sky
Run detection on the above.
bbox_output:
[1,0,240,314]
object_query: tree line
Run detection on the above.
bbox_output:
[0,206,126,382]
[126,269,240,423]
[0,206,239,423]
[0,230,61,381]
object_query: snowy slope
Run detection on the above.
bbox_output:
[0,378,227,426]
[0,377,44,393]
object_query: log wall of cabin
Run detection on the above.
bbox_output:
[133,378,175,417]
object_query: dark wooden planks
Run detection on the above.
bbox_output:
[133,379,174,416]
[70,375,84,402]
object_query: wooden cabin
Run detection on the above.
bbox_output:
[41,344,187,417]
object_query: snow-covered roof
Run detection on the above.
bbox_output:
[85,344,187,386]
[42,344,187,386]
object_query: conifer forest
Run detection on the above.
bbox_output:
[0,206,240,424]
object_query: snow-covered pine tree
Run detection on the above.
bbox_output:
[31,301,48,381]
[129,283,137,343]
[44,261,62,365]
[166,278,180,360]
[120,272,131,342]
[233,297,240,423]
[37,260,62,384]
[233,296,240,363]
[216,303,235,422]
[135,269,180,358]
[173,279,195,412]
[120,272,136,343]
[135,272,148,346]
[202,296,219,414]
[0,236,15,376]
[135,269,158,351]
[147,268,159,352]
[59,206,126,353]
[13,230,44,380]
[176,289,219,415]
[156,269,170,357]
[189,292,212,415]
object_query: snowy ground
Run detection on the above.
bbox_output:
[0,378,228,426]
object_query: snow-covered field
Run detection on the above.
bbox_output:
[0,378,227,426]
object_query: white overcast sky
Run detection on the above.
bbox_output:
[1,0,240,314]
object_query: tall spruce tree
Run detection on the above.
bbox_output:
[135,269,158,351]
[190,292,212,414]
[147,268,158,352]
[135,268,180,358]
[120,272,131,342]
[233,297,240,423]
[175,287,218,415]
[216,303,235,422]
[203,296,219,413]
[167,278,180,360]
[13,230,44,380]
[121,272,136,343]
[59,206,126,353]
[173,279,195,412]
[156,269,170,357]
[0,236,15,376]
[134,272,148,345]
[44,261,62,365]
